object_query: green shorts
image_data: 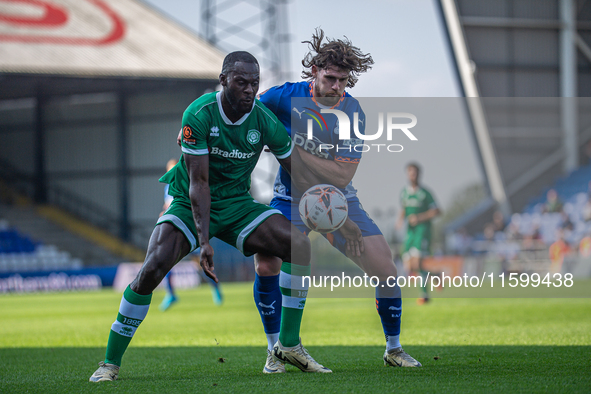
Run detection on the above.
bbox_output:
[156,194,283,256]
[403,226,431,258]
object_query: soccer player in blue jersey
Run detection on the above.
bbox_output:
[253,29,422,372]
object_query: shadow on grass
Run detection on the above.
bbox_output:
[2,345,590,393]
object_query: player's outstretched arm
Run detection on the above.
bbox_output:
[295,146,358,189]
[185,153,218,283]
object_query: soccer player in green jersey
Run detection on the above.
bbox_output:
[397,162,441,304]
[90,51,326,382]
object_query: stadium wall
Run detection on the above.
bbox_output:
[0,84,212,248]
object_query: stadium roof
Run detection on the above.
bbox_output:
[0,0,225,79]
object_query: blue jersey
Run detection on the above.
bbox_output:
[259,81,365,200]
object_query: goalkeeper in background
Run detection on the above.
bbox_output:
[397,162,441,304]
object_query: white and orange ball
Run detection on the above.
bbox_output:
[299,184,348,233]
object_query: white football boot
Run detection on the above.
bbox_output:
[89,361,119,382]
[272,339,332,373]
[263,349,286,374]
[384,347,422,367]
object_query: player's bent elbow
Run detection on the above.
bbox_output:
[333,176,352,189]
[333,181,348,189]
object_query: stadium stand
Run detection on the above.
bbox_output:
[0,218,82,273]
[0,203,123,270]
[449,163,591,262]
[515,162,591,245]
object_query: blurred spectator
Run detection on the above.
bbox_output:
[549,228,571,274]
[483,223,496,242]
[492,210,506,232]
[521,223,542,251]
[504,222,522,241]
[560,212,574,231]
[544,189,563,213]
[448,227,472,255]
[579,234,591,258]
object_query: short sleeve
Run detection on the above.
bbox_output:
[180,111,209,156]
[264,117,293,160]
[334,106,366,164]
[400,189,406,208]
[258,85,283,114]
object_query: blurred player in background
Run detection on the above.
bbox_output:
[253,28,422,372]
[159,158,223,311]
[90,51,317,382]
[397,162,441,305]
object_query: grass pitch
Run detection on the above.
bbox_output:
[1,283,590,393]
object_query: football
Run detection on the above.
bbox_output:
[299,184,348,233]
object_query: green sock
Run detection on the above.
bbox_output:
[104,285,152,366]
[279,262,311,347]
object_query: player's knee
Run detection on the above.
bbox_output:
[254,254,281,276]
[291,232,311,264]
[133,256,171,293]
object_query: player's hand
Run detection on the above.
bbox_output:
[408,214,418,227]
[177,128,182,147]
[338,217,364,257]
[199,243,218,283]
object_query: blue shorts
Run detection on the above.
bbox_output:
[270,196,382,256]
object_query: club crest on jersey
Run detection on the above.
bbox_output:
[210,126,220,137]
[247,129,261,145]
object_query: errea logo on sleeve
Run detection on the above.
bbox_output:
[210,126,220,137]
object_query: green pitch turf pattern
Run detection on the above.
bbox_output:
[0,283,590,393]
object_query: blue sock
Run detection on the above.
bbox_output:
[199,271,219,288]
[163,272,175,297]
[376,282,402,350]
[254,273,281,351]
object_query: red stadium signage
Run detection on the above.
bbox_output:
[0,0,125,45]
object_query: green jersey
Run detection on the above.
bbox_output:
[400,185,438,231]
[161,91,293,202]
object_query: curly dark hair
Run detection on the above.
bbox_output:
[301,28,374,88]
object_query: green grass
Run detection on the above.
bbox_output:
[1,283,590,393]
